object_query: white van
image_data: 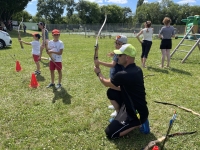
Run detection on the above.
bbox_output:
[0,30,12,49]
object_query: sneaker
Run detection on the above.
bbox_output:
[34,70,41,75]
[140,119,150,134]
[110,110,117,117]
[109,117,114,123]
[108,105,115,110]
[55,83,61,89]
[46,83,55,88]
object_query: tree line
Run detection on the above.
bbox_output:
[1,0,200,25]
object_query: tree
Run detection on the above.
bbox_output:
[137,0,144,8]
[66,0,76,19]
[0,0,31,21]
[37,0,66,24]
[100,5,124,23]
[76,0,101,24]
[12,11,32,22]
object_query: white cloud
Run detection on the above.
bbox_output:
[177,0,196,5]
[144,0,148,3]
[105,0,128,4]
[84,0,103,3]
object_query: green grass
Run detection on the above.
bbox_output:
[0,30,200,149]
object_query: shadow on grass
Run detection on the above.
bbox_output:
[0,46,12,51]
[52,87,72,104]
[110,130,158,150]
[36,74,45,82]
[147,66,169,74]
[169,67,192,76]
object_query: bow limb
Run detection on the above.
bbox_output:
[94,14,107,68]
[154,101,200,117]
[143,136,165,150]
[18,17,24,49]
[143,131,196,150]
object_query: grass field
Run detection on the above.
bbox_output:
[0,30,200,149]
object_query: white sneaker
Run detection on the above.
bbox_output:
[110,110,117,117]
[108,105,115,110]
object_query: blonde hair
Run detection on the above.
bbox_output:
[163,17,171,25]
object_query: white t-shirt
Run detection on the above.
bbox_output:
[48,40,64,62]
[30,41,40,55]
[142,28,153,41]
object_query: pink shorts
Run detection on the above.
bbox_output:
[33,54,40,62]
[49,61,62,70]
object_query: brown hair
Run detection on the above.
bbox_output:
[146,21,151,28]
[162,17,171,25]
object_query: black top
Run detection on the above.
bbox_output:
[111,63,148,120]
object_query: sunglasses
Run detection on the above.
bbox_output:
[118,54,126,57]
[115,42,124,45]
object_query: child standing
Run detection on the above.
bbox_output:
[19,33,41,75]
[46,29,64,89]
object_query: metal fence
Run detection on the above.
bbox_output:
[44,23,186,38]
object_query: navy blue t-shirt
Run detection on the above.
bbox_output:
[111,63,148,120]
[109,54,124,78]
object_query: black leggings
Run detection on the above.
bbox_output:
[141,40,152,58]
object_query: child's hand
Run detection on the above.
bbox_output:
[107,52,114,57]
[46,50,52,54]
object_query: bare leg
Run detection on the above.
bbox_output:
[50,70,55,84]
[166,49,171,67]
[119,125,140,137]
[142,57,147,67]
[141,58,143,67]
[35,61,40,71]
[40,46,44,60]
[57,70,62,84]
[110,100,120,113]
[161,49,166,68]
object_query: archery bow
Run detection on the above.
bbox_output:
[94,13,107,68]
[154,101,200,117]
[143,131,197,150]
[160,111,177,150]
[18,17,24,49]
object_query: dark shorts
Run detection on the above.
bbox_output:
[106,88,148,139]
[105,104,148,139]
[107,88,123,107]
[160,39,172,49]
[141,40,152,58]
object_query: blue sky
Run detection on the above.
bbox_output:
[25,0,200,16]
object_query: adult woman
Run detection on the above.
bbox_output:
[158,17,175,68]
[136,21,153,68]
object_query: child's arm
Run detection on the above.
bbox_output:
[47,49,63,55]
[19,40,31,45]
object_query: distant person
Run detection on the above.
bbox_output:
[158,17,175,68]
[46,29,64,89]
[19,33,41,75]
[23,24,26,34]
[37,22,49,60]
[136,21,153,68]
